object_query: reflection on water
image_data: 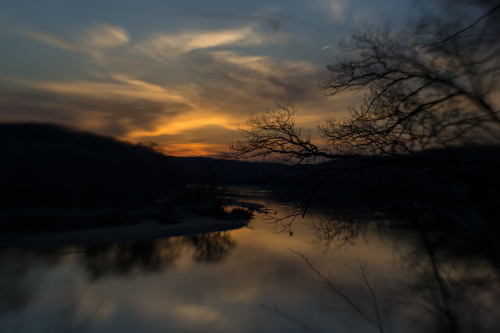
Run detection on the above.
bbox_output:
[397,227,500,333]
[0,188,499,332]
[310,210,500,333]
[81,231,236,279]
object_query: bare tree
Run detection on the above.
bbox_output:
[229,3,500,161]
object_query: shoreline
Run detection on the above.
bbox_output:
[0,214,249,248]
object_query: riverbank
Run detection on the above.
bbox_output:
[0,212,249,248]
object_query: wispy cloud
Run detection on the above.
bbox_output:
[18,23,130,60]
[198,50,320,104]
[16,76,196,106]
[80,24,130,48]
[18,29,78,52]
[132,25,284,62]
[210,51,316,76]
[328,0,347,22]
[315,0,348,22]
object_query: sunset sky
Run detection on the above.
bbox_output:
[0,0,488,156]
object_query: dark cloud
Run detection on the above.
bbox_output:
[0,90,81,127]
[170,11,282,31]
[433,0,500,20]
[0,84,192,137]
[183,50,326,113]
[441,0,499,8]
[415,0,500,37]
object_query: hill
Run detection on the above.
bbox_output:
[0,123,186,210]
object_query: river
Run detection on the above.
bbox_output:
[0,187,498,332]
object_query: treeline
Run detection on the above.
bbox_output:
[275,146,500,233]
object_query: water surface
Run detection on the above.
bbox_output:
[1,188,498,332]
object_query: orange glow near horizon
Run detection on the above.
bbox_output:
[122,113,240,156]
[159,143,225,157]
[125,114,235,138]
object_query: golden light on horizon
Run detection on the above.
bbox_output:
[160,143,224,157]
[126,113,235,138]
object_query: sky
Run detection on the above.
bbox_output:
[0,0,491,156]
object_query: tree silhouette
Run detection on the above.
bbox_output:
[229,3,500,161]
[227,3,500,235]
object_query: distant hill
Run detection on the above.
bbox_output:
[0,123,186,208]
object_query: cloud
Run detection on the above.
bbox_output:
[328,0,347,22]
[17,76,196,110]
[81,24,130,48]
[315,0,347,22]
[17,23,130,61]
[132,25,283,62]
[210,51,316,75]
[437,0,500,32]
[190,50,320,101]
[18,29,78,52]
[0,76,197,137]
[352,8,390,27]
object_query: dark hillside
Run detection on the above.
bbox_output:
[0,123,186,209]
